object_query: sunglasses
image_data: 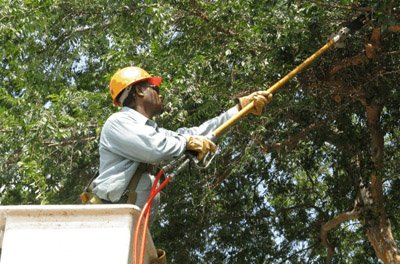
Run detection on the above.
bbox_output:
[140,84,160,95]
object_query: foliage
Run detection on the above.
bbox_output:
[1,0,399,263]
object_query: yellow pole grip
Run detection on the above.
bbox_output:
[212,39,335,139]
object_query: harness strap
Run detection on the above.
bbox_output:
[126,163,153,204]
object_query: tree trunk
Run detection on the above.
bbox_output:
[361,102,400,264]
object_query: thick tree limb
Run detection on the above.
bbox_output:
[364,102,384,168]
[320,210,360,264]
[329,27,382,75]
[329,54,370,75]
[358,93,400,263]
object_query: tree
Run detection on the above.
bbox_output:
[1,1,399,263]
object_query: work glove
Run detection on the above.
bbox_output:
[186,135,216,161]
[238,91,273,115]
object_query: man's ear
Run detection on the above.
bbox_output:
[135,85,146,97]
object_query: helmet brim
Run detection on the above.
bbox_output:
[146,76,162,86]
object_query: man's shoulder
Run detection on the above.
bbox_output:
[101,111,140,139]
[105,109,146,126]
[103,111,123,125]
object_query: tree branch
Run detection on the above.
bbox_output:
[320,210,360,264]
[44,136,96,147]
[275,243,316,264]
[260,121,326,152]
[308,0,373,12]
[388,25,400,32]
[176,0,236,37]
[209,145,247,188]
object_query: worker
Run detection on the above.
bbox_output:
[84,66,272,220]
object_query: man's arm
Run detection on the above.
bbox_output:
[102,117,187,164]
[172,106,239,137]
[172,90,272,137]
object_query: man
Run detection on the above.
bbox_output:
[85,66,272,219]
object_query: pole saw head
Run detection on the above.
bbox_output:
[330,11,372,48]
[344,11,372,32]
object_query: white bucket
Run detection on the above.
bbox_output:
[0,204,158,264]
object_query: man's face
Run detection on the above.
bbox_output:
[142,83,164,116]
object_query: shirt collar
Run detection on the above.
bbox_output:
[121,106,158,128]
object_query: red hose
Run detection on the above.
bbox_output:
[134,169,171,264]
[138,170,163,263]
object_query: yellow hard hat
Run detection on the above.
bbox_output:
[109,66,162,106]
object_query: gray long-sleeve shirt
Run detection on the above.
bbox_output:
[92,106,239,209]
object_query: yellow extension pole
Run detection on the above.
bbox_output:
[211,39,336,139]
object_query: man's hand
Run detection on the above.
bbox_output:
[186,135,216,161]
[238,91,273,115]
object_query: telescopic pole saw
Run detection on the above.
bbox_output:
[211,13,370,140]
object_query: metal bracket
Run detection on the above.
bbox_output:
[161,145,219,180]
[330,27,350,48]
[190,147,218,170]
